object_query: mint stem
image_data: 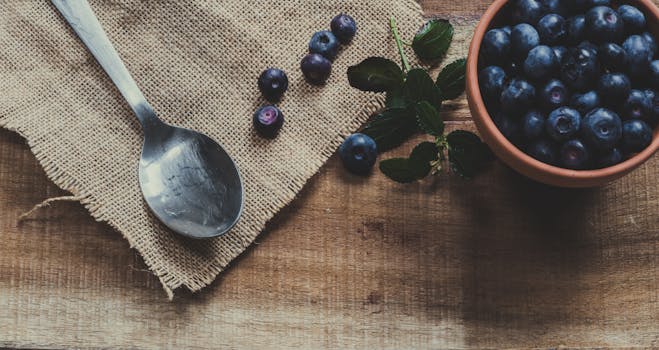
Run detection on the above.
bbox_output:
[390,17,411,73]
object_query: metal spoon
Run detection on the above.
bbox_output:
[52,0,244,239]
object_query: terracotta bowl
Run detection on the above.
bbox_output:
[466,0,659,188]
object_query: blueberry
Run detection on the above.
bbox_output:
[257,68,288,102]
[560,139,590,169]
[560,47,599,91]
[537,14,567,45]
[522,110,546,139]
[330,14,357,44]
[540,79,569,110]
[512,0,544,24]
[552,46,568,64]
[598,73,631,105]
[599,43,626,71]
[481,29,511,65]
[253,106,284,138]
[526,138,558,164]
[650,60,659,90]
[570,90,600,115]
[309,31,340,60]
[566,15,586,45]
[541,0,569,17]
[500,79,536,115]
[578,41,599,55]
[595,147,623,168]
[478,66,507,103]
[339,133,377,175]
[511,23,540,59]
[493,112,523,145]
[547,107,581,142]
[523,45,559,81]
[585,6,624,44]
[617,5,646,34]
[300,53,332,85]
[621,90,652,121]
[644,89,659,124]
[623,35,653,80]
[621,119,653,152]
[581,108,622,150]
[641,32,657,57]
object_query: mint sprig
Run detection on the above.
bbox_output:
[347,17,492,182]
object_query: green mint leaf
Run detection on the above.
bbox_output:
[361,108,418,152]
[403,69,442,108]
[435,58,466,100]
[347,57,405,92]
[412,19,454,61]
[385,87,406,108]
[379,158,422,183]
[415,101,444,136]
[409,141,440,179]
[446,130,493,179]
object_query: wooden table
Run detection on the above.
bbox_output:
[1,1,658,349]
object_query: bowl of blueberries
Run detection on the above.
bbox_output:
[466,0,659,187]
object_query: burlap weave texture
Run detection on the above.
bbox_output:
[0,0,430,296]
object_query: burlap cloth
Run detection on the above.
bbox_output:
[0,0,473,297]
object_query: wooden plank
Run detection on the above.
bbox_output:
[1,0,659,348]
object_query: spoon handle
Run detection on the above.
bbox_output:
[52,0,159,128]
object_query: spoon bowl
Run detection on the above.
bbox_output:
[139,122,243,239]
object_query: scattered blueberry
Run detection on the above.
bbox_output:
[621,90,652,121]
[537,14,567,45]
[257,68,288,102]
[253,106,284,138]
[522,110,546,139]
[570,90,601,115]
[617,5,646,34]
[561,47,599,91]
[301,53,332,85]
[581,108,622,150]
[338,133,377,175]
[330,14,357,44]
[481,29,511,65]
[598,73,631,105]
[540,79,569,110]
[546,107,581,142]
[511,23,541,59]
[552,45,568,64]
[501,79,537,115]
[479,66,507,104]
[599,42,626,71]
[309,30,340,61]
[621,119,653,152]
[595,147,624,168]
[566,15,586,45]
[513,0,544,25]
[526,138,558,164]
[623,35,653,80]
[585,6,624,43]
[560,139,590,169]
[524,45,559,81]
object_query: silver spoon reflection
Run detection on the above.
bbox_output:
[52,0,244,239]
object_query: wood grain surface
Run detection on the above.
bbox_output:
[1,1,659,349]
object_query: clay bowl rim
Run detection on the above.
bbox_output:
[466,0,659,188]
